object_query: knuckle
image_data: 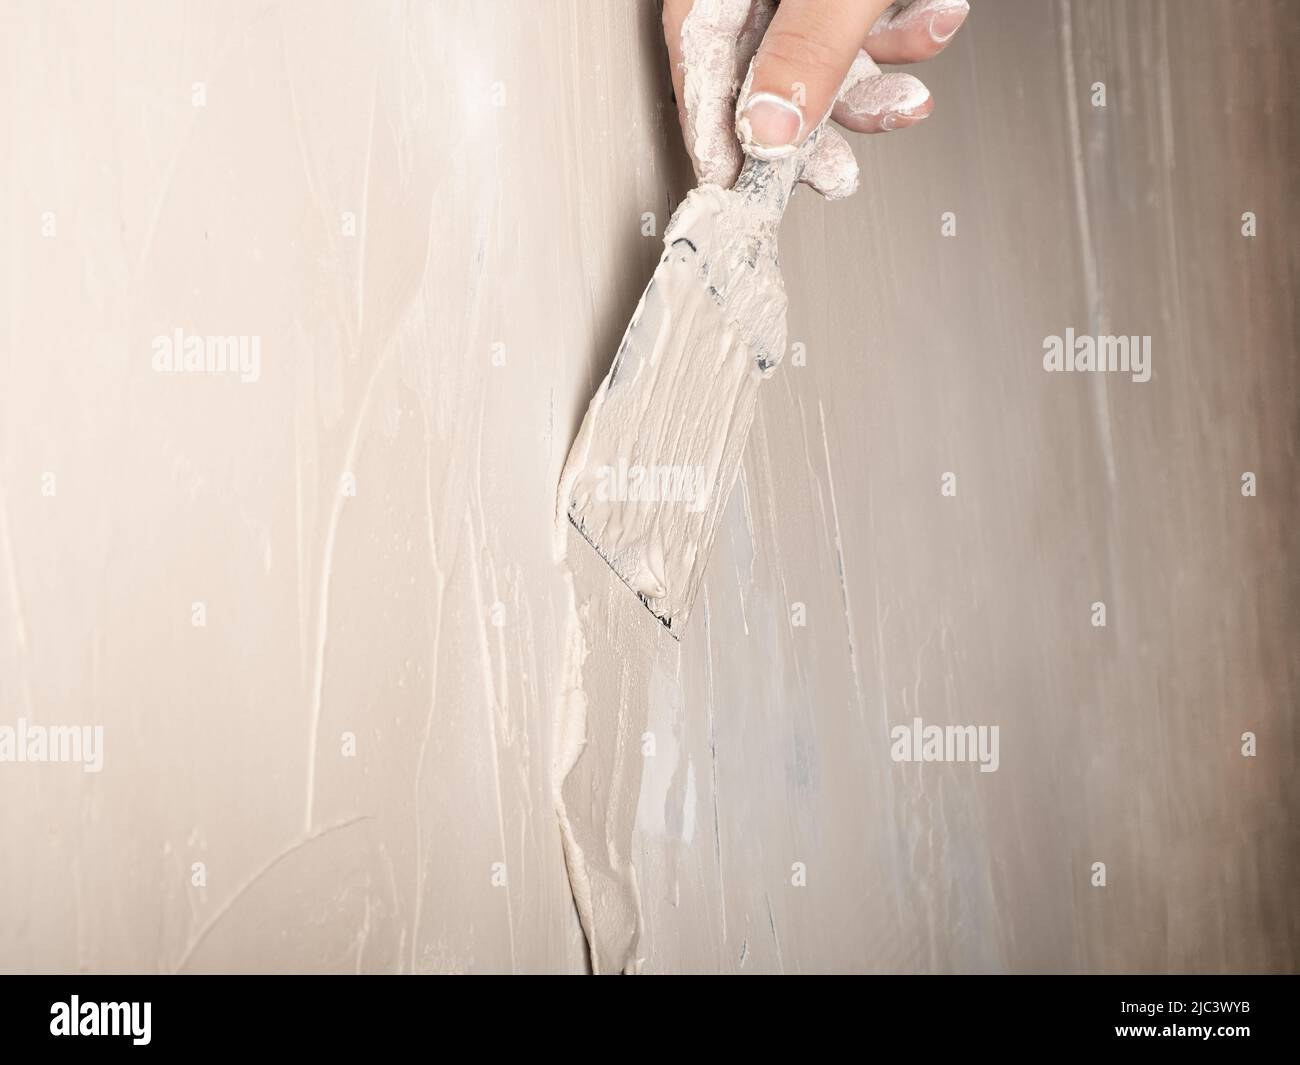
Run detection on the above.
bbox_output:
[760,24,843,84]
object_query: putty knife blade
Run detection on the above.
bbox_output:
[559,158,799,638]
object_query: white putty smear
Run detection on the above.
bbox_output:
[551,573,596,959]
[551,562,649,974]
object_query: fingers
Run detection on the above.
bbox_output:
[665,0,966,195]
[664,0,775,187]
[864,0,970,65]
[834,73,933,132]
[832,51,933,134]
[799,126,860,199]
[800,43,930,204]
[737,0,893,160]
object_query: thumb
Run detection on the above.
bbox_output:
[737,0,892,159]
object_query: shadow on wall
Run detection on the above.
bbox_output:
[566,0,698,452]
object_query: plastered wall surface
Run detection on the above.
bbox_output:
[1,0,1296,973]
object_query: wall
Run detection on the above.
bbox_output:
[1,0,1296,973]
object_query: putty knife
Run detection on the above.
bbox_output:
[559,117,829,639]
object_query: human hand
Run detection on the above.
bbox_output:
[662,0,970,198]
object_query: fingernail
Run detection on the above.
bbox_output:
[737,92,804,159]
[881,110,928,132]
[929,3,969,44]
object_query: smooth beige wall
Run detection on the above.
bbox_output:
[1,0,1296,973]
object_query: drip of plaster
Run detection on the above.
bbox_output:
[551,573,599,962]
[553,461,651,972]
[552,548,653,974]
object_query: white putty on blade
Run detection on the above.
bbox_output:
[558,162,797,637]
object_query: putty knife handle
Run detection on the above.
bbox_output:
[732,53,847,227]
[732,126,824,227]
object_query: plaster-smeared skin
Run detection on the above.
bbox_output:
[680,0,864,198]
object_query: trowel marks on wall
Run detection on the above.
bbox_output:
[551,36,788,970]
[551,0,863,966]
